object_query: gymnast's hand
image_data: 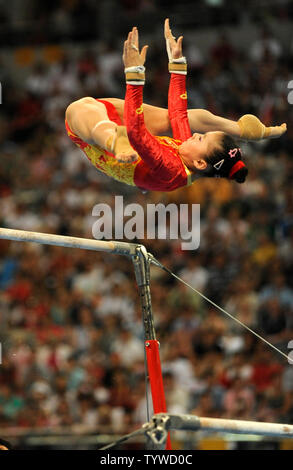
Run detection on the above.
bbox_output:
[123,27,148,69]
[164,18,184,60]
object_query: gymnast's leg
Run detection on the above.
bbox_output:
[65,97,138,163]
[70,97,286,142]
[101,98,171,135]
[101,98,240,137]
[67,96,235,139]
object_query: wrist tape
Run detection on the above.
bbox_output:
[125,66,145,85]
[168,56,187,75]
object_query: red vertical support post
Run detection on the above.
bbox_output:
[132,246,172,450]
[145,339,172,449]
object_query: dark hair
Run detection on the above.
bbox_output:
[202,134,248,184]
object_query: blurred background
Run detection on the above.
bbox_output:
[0,0,293,450]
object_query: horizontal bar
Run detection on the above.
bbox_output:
[199,416,293,437]
[0,227,139,257]
[155,413,293,438]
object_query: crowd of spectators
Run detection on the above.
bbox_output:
[0,2,293,449]
[1,0,293,45]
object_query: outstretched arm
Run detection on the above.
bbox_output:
[165,18,192,142]
[123,27,176,177]
[164,19,286,142]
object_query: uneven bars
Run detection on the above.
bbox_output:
[0,226,172,450]
[199,416,293,437]
[0,227,139,257]
[151,413,293,439]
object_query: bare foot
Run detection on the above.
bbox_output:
[267,123,287,139]
[112,126,139,163]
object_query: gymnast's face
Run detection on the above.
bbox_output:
[179,131,224,170]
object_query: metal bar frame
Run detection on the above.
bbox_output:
[2,228,293,450]
[146,413,293,448]
[0,227,170,449]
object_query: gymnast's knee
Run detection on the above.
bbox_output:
[66,96,100,117]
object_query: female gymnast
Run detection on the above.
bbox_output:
[65,19,286,192]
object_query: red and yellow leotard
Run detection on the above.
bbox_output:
[65,74,193,192]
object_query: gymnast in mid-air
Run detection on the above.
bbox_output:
[65,19,287,192]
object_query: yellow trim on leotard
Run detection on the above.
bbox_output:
[66,123,192,188]
[83,144,140,186]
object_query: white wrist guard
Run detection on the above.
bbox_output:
[170,57,187,64]
[125,66,145,85]
[168,57,187,74]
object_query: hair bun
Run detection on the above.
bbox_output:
[231,167,248,183]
